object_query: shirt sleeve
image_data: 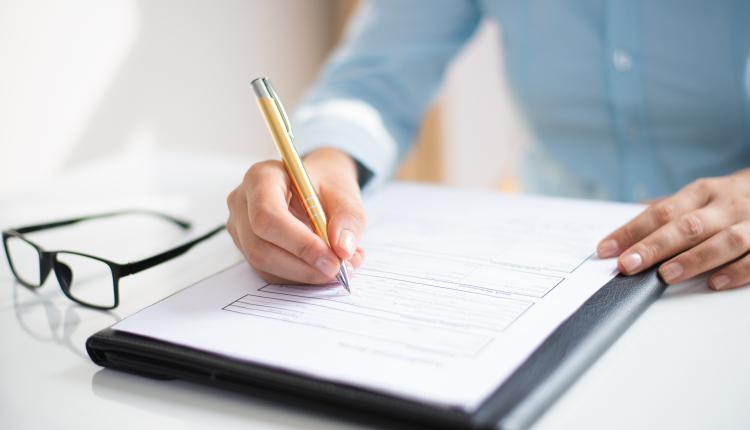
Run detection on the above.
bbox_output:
[292,0,481,190]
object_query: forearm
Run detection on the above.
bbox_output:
[293,0,481,190]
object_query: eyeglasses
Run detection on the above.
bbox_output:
[2,210,224,310]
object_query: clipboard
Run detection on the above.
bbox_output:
[87,269,664,430]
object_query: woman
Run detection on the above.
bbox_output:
[227,0,750,291]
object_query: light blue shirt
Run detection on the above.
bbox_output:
[293,0,750,202]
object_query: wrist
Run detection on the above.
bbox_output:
[304,147,359,183]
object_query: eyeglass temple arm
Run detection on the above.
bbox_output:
[12,209,191,235]
[120,225,226,276]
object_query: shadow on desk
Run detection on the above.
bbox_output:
[659,276,715,301]
[91,368,425,430]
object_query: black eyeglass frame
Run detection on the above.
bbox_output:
[2,209,225,310]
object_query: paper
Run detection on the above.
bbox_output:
[113,183,643,411]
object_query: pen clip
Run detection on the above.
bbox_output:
[264,79,294,140]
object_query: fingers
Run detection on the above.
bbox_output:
[252,269,303,285]
[709,252,750,291]
[616,206,728,275]
[639,195,667,206]
[250,240,337,284]
[227,151,368,286]
[304,148,366,262]
[321,185,366,261]
[228,190,334,283]
[243,161,341,278]
[253,247,365,286]
[597,181,713,258]
[227,161,336,283]
[658,221,750,284]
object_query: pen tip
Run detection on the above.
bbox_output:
[336,263,352,294]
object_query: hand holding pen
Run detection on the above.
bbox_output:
[226,79,365,289]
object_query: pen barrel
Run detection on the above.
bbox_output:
[256,97,330,246]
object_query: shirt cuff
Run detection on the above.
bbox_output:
[292,98,400,192]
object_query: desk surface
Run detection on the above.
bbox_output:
[2,150,749,430]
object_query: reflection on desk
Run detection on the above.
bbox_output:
[12,281,121,360]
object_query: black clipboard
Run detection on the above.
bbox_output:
[87,269,664,430]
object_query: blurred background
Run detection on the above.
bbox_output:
[0,0,530,195]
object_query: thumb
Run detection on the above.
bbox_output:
[303,148,367,261]
[320,181,366,261]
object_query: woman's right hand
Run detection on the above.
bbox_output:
[226,148,366,284]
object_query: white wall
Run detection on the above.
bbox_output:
[0,0,339,193]
[0,1,525,194]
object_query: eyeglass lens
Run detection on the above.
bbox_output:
[5,236,42,286]
[54,253,116,308]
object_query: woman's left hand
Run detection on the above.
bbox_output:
[597,169,750,291]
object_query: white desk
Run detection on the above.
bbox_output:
[2,150,749,430]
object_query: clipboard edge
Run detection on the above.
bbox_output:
[473,269,666,429]
[86,269,665,430]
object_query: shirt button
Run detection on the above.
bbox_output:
[612,50,632,71]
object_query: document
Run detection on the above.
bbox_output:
[113,183,644,411]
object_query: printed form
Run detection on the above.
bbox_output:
[113,183,644,411]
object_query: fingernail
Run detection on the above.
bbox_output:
[620,252,642,273]
[315,258,338,277]
[345,261,355,275]
[659,262,683,282]
[711,275,730,291]
[339,229,356,257]
[597,239,619,258]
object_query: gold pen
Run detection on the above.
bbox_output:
[251,77,351,293]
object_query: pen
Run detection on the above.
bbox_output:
[250,77,351,293]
